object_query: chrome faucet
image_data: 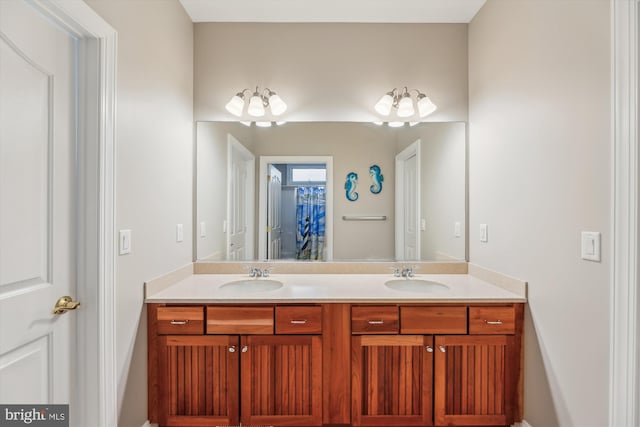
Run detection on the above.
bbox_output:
[401,266,416,278]
[246,266,273,278]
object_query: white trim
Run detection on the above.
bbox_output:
[395,140,421,260]
[226,134,255,260]
[27,1,118,426]
[610,0,639,426]
[258,156,334,260]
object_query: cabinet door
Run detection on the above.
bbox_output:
[158,335,239,427]
[352,335,433,426]
[241,335,323,426]
[434,335,515,426]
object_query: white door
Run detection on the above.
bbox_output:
[395,141,421,260]
[266,165,282,259]
[0,0,78,408]
[227,135,255,260]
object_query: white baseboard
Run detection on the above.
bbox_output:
[141,421,157,427]
[513,420,532,427]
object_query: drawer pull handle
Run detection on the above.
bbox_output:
[426,346,434,353]
[290,319,307,324]
[485,320,503,325]
[438,345,446,353]
[241,345,248,353]
[228,346,236,353]
[368,320,384,325]
[170,320,189,325]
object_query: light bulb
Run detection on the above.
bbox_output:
[247,94,265,117]
[255,121,272,127]
[374,93,394,116]
[275,121,287,126]
[225,94,245,117]
[372,121,384,126]
[388,121,405,128]
[397,95,415,117]
[268,93,287,116]
[417,95,437,117]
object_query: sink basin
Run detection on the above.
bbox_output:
[385,279,449,293]
[219,279,284,293]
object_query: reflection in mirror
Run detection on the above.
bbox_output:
[196,122,466,262]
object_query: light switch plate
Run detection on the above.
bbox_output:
[480,224,488,243]
[454,222,461,238]
[176,224,184,242]
[119,229,131,255]
[581,231,601,262]
[421,218,426,231]
[200,221,207,237]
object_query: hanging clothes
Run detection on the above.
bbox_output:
[295,187,326,260]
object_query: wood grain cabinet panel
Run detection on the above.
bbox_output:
[352,335,433,426]
[157,335,239,427]
[434,335,515,426]
[206,306,274,334]
[469,306,516,335]
[157,306,204,335]
[400,306,467,334]
[276,306,323,334]
[352,306,399,334]
[241,335,323,426]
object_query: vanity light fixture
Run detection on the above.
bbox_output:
[225,86,287,118]
[374,87,437,120]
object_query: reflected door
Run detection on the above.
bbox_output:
[266,165,282,259]
[0,0,78,405]
[227,136,255,260]
[395,140,421,260]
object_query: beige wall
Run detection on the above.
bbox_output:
[85,1,193,426]
[196,122,254,260]
[194,23,468,122]
[468,1,610,425]
[397,122,466,260]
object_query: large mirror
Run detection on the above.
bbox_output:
[196,121,466,262]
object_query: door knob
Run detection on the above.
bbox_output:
[52,296,80,315]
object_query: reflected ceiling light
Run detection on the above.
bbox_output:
[225,86,287,118]
[239,121,287,128]
[374,87,437,121]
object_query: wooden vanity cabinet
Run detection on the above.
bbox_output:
[149,302,523,427]
[149,304,323,427]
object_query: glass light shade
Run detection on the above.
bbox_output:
[388,121,405,128]
[247,94,265,117]
[268,94,287,116]
[225,94,245,117]
[255,121,272,127]
[417,95,437,117]
[397,95,415,117]
[374,94,394,116]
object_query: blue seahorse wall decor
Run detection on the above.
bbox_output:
[344,172,359,202]
[369,165,384,194]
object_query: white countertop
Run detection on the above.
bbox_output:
[145,273,526,303]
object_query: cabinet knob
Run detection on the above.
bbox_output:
[241,345,248,353]
[228,346,236,353]
[426,346,434,353]
[438,345,446,353]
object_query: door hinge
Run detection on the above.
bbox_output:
[266,226,272,232]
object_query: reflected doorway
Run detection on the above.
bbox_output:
[259,156,333,260]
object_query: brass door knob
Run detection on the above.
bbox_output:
[52,296,80,315]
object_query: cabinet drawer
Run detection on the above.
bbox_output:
[352,306,399,334]
[469,306,516,334]
[156,306,204,335]
[275,306,323,334]
[206,306,274,334]
[400,306,467,334]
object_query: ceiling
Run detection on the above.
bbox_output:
[179,0,486,23]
